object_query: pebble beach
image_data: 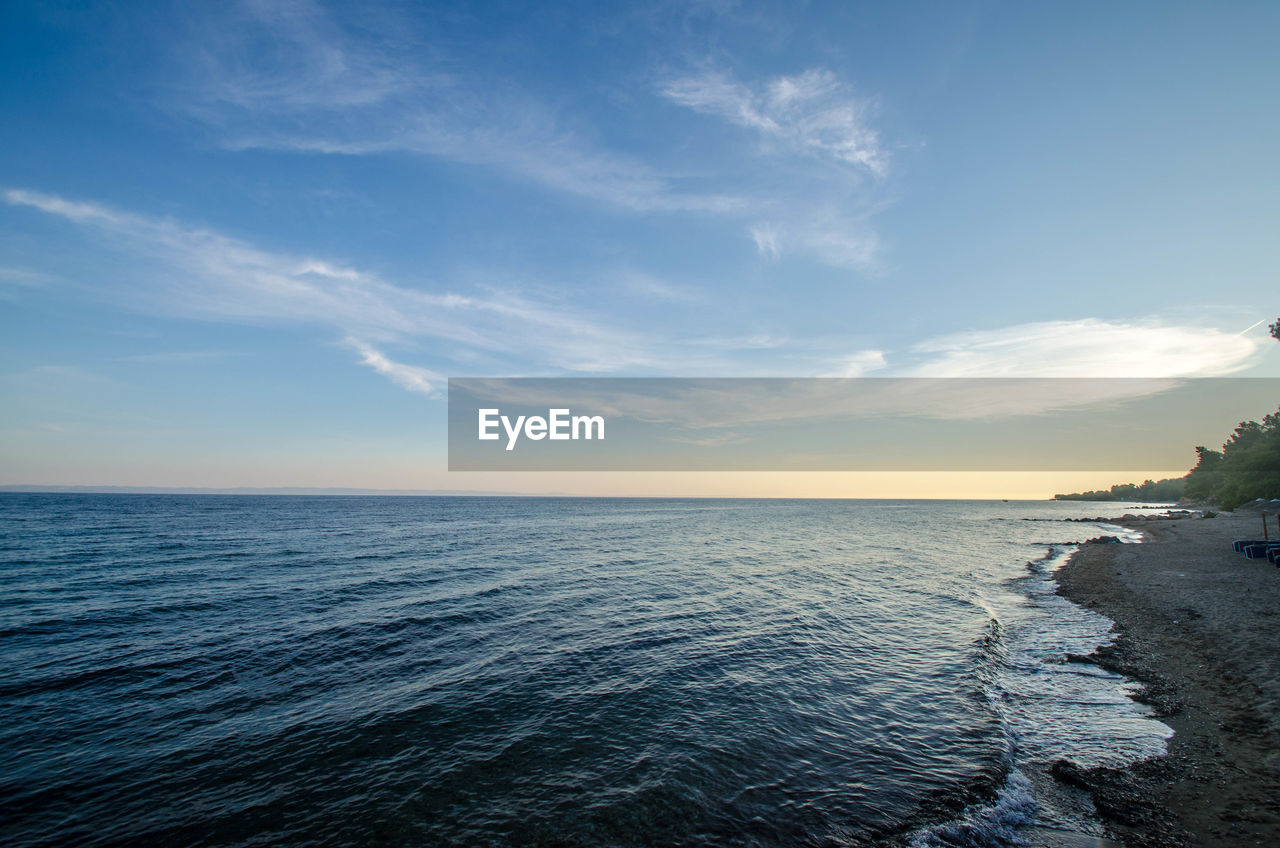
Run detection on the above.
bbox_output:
[1055,510,1280,847]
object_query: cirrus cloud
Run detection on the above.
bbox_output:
[661,68,887,175]
[904,318,1261,378]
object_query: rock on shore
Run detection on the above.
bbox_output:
[1054,512,1280,847]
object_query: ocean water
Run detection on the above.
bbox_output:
[0,495,1171,847]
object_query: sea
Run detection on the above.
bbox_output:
[0,494,1173,847]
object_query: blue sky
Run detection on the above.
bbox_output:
[1,0,1276,492]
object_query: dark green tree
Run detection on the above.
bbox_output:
[1056,407,1280,507]
[1183,446,1224,501]
[1212,410,1280,509]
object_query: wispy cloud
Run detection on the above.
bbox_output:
[5,187,1257,389]
[662,68,887,175]
[226,113,745,215]
[618,271,702,303]
[16,189,1247,395]
[164,1,739,214]
[3,191,129,226]
[2,188,793,387]
[749,225,780,260]
[154,3,887,268]
[660,68,889,267]
[747,211,880,269]
[0,266,50,300]
[689,333,788,350]
[0,266,47,284]
[3,188,676,388]
[902,318,1261,378]
[781,210,881,269]
[823,350,887,378]
[2,364,119,387]
[346,338,441,395]
[180,0,414,114]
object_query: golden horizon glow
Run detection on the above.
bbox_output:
[436,471,1188,499]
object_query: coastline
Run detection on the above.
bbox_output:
[1054,511,1280,847]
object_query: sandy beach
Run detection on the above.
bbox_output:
[1055,511,1280,847]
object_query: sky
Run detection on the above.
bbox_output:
[1,0,1277,496]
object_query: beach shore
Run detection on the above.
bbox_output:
[1054,511,1280,847]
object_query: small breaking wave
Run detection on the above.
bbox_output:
[908,769,1036,848]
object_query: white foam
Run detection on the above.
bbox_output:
[908,769,1037,847]
[915,531,1173,846]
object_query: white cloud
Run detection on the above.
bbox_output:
[792,215,881,270]
[749,225,780,260]
[4,190,128,226]
[749,211,880,270]
[5,187,813,385]
[823,350,886,377]
[797,318,1264,417]
[346,338,441,395]
[156,5,888,269]
[464,313,1261,431]
[0,266,49,300]
[662,69,886,175]
[660,68,888,268]
[0,266,47,282]
[6,192,1254,391]
[227,116,745,215]
[690,333,788,350]
[905,318,1261,378]
[618,271,702,303]
[181,0,412,114]
[3,188,676,386]
[165,1,740,215]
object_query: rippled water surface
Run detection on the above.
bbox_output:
[0,495,1170,846]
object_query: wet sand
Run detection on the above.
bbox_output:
[1054,511,1280,847]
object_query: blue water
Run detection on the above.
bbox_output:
[0,495,1170,846]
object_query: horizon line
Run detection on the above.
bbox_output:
[0,483,1182,502]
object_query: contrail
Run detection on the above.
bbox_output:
[1238,318,1268,335]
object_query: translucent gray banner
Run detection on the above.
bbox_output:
[447,377,1277,471]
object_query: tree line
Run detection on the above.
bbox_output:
[1053,476,1186,503]
[1055,318,1279,508]
[1053,409,1280,508]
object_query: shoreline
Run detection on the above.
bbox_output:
[1053,511,1280,847]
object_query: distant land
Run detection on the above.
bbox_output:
[1054,477,1185,503]
[0,485,561,497]
[1055,402,1280,507]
